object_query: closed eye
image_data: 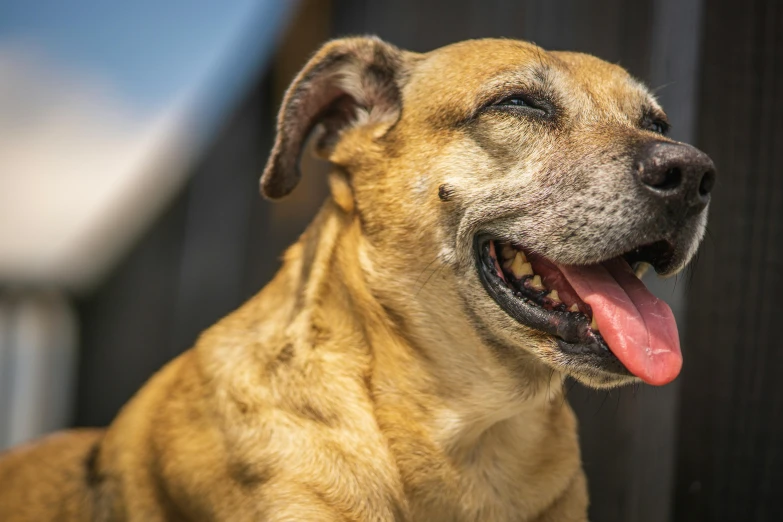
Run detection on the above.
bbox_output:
[497,97,531,108]
[641,114,670,135]
[487,94,551,117]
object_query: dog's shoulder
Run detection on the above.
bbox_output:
[101,267,408,519]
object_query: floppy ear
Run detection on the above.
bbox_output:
[260,36,405,199]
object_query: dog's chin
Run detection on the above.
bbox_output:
[473,233,688,389]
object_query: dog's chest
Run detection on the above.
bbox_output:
[457,444,543,521]
[404,408,581,522]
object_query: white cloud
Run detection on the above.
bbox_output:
[0,45,194,290]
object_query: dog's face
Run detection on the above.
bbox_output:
[262,37,715,390]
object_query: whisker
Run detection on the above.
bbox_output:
[561,378,578,408]
[594,390,611,416]
[417,264,446,295]
[415,256,441,285]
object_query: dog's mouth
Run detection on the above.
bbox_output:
[475,236,682,385]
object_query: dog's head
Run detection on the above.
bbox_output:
[262,37,715,390]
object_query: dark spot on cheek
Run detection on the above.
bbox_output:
[438,184,455,201]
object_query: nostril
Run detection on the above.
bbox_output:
[699,170,716,197]
[651,167,682,191]
[637,161,684,192]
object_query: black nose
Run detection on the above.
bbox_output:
[635,141,716,216]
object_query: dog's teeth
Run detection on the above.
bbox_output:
[530,275,545,291]
[590,316,599,331]
[569,304,579,313]
[634,262,649,279]
[510,255,533,278]
[547,290,561,303]
[505,249,527,268]
[500,243,516,260]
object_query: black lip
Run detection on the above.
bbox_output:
[474,236,632,377]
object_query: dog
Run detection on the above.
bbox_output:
[0,36,714,521]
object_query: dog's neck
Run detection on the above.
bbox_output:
[288,199,573,473]
[234,198,585,519]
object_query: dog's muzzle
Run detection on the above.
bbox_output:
[475,235,684,386]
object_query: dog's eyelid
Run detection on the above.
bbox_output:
[478,90,554,118]
[641,115,671,135]
[495,94,537,108]
[640,107,670,135]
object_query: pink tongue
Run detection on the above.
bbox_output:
[559,259,682,385]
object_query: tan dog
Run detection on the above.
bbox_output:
[0,37,714,521]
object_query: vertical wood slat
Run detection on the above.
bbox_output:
[75,196,189,426]
[169,86,270,355]
[674,0,783,520]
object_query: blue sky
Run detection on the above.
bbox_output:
[0,1,291,114]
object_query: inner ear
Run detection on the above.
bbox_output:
[312,94,363,159]
[260,37,407,200]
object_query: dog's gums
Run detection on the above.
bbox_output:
[476,236,683,385]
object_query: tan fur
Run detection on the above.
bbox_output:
[0,37,710,521]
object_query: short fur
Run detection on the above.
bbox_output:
[0,37,711,521]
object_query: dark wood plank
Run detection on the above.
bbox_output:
[169,82,270,354]
[74,196,189,426]
[674,0,783,520]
